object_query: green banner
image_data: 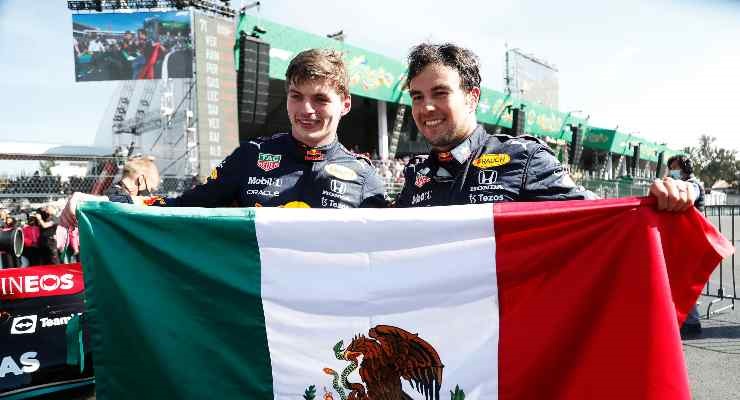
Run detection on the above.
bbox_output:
[235,14,683,156]
[584,128,682,161]
[234,14,587,139]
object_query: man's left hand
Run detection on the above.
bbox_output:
[649,177,697,212]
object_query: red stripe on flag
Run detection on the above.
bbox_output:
[0,263,84,300]
[493,197,732,400]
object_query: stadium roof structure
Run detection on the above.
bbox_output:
[0,142,115,161]
[235,14,679,162]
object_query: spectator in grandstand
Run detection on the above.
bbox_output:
[60,49,387,228]
[33,205,61,265]
[667,155,705,336]
[394,42,698,211]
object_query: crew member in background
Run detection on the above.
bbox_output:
[667,154,705,336]
[34,206,60,265]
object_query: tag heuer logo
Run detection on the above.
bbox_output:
[415,174,431,188]
[257,153,282,172]
[11,315,37,335]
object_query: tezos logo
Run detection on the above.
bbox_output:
[10,315,37,335]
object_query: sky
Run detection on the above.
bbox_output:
[0,0,738,153]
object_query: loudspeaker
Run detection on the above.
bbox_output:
[631,143,641,176]
[512,108,525,136]
[237,33,270,129]
[0,228,24,259]
[569,125,583,167]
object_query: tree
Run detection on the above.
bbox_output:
[684,135,737,189]
[38,160,56,176]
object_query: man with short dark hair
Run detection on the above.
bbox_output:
[396,43,595,207]
[395,42,698,211]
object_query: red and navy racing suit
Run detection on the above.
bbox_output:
[154,133,388,208]
[395,125,596,207]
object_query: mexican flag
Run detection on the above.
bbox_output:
[77,198,732,400]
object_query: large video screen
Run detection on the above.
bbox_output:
[506,48,559,109]
[72,11,193,82]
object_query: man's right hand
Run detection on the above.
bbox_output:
[60,192,108,228]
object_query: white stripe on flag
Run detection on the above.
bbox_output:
[256,205,499,400]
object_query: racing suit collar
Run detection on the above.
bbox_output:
[432,125,486,165]
[289,135,340,162]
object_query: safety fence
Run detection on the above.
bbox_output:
[0,154,196,211]
[700,205,739,317]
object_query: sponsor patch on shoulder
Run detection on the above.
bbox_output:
[472,153,511,168]
[324,163,358,181]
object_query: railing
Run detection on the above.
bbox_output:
[701,205,738,316]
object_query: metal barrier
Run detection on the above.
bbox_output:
[0,154,195,212]
[579,178,650,199]
[701,205,739,316]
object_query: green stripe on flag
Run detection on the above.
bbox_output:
[78,203,273,399]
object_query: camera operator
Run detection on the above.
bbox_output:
[32,206,60,265]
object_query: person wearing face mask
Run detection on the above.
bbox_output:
[60,157,160,228]
[104,156,160,203]
[666,155,705,337]
[666,155,704,210]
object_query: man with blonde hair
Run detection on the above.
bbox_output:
[145,48,386,209]
[105,156,161,203]
[60,156,160,227]
[62,49,387,227]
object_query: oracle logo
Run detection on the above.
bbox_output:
[1,274,75,295]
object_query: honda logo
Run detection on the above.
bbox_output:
[478,170,497,185]
[330,180,347,195]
